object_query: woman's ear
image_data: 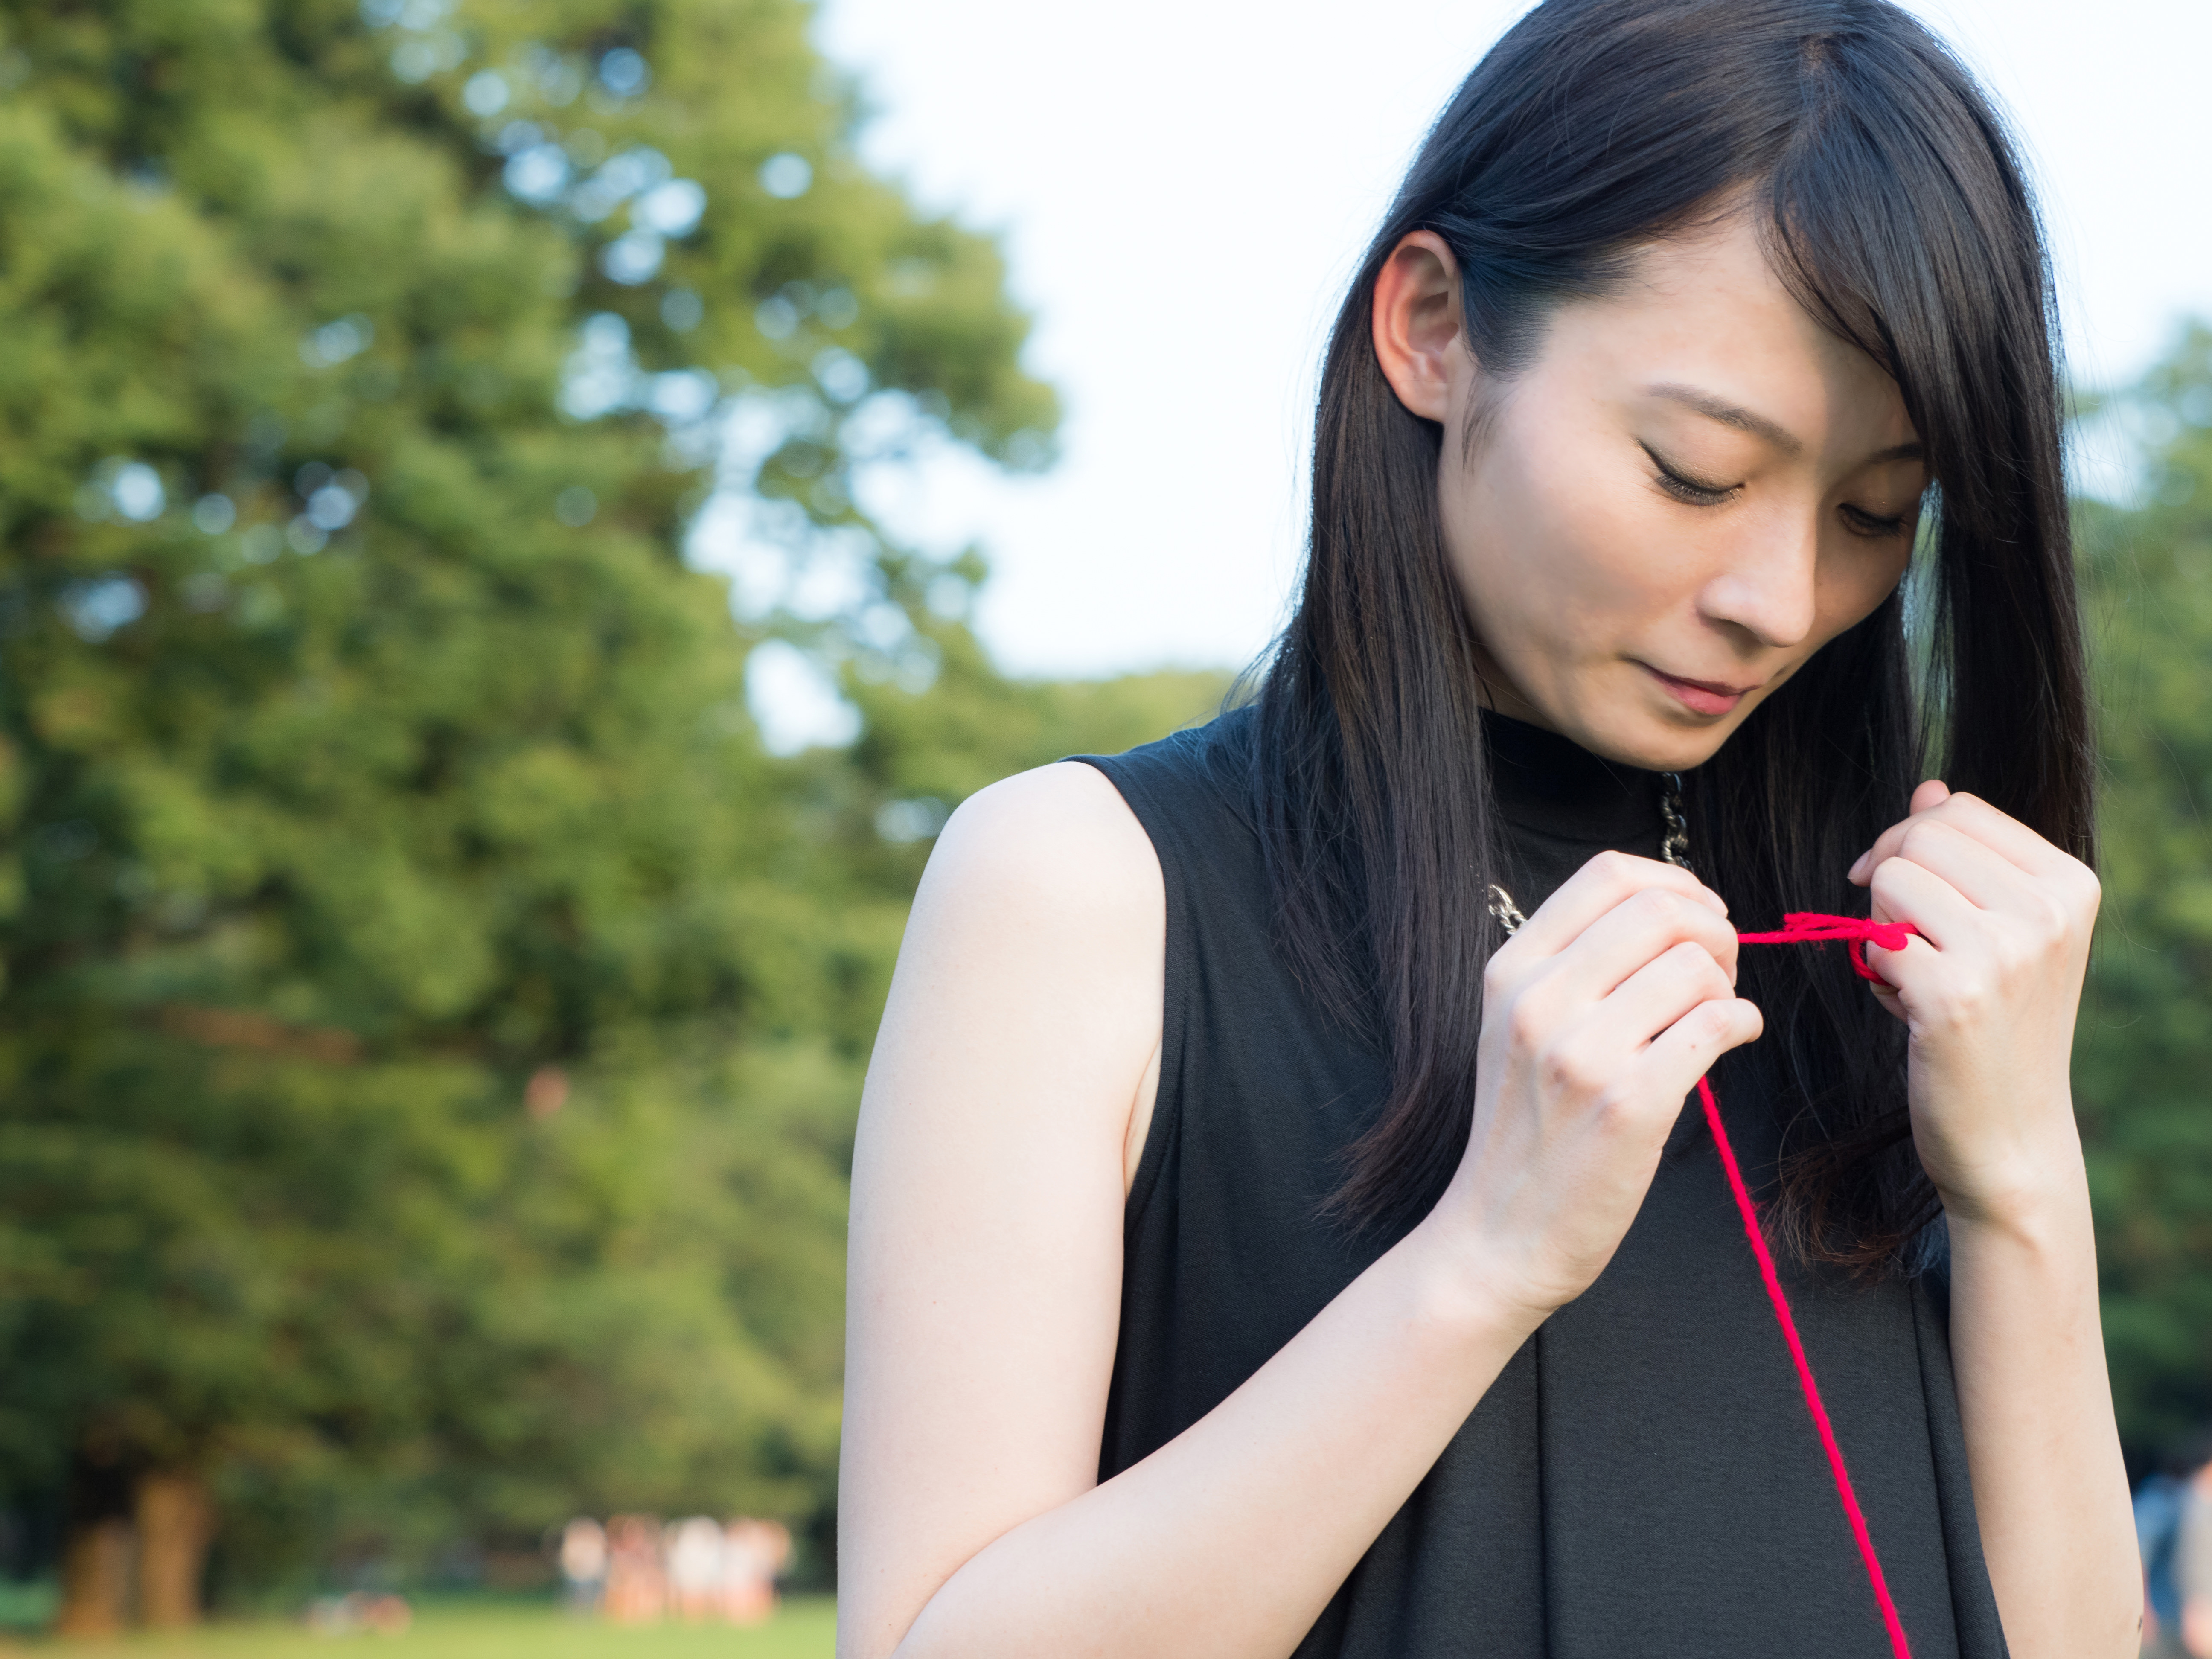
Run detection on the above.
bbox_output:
[1371,230,1470,423]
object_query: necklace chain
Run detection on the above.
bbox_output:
[1657,771,1691,868]
[1487,771,1690,938]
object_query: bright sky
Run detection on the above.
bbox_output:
[765,0,2205,722]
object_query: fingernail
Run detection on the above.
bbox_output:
[1848,853,1868,882]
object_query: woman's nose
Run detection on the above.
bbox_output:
[1695,516,1819,649]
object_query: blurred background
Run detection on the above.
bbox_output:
[0,0,2208,1653]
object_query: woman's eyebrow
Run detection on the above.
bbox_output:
[1865,439,1927,465]
[1643,382,1927,467]
[1644,382,1803,454]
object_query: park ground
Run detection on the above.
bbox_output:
[0,1599,836,1659]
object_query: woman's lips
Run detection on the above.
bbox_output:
[1639,662,1756,716]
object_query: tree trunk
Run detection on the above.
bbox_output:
[55,1518,134,1636]
[134,1472,214,1628]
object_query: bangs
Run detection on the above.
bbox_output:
[1760,20,2052,531]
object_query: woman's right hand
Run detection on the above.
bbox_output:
[1427,851,1764,1320]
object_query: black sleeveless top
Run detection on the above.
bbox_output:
[1078,708,2008,1659]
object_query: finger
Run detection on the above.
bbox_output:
[1499,890,1740,1051]
[1881,817,2042,917]
[1638,994,1766,1106]
[1541,885,1743,1009]
[1542,943,1744,1130]
[1534,939,1749,1132]
[1863,975,1910,1024]
[1911,778,1952,815]
[1850,786,2071,886]
[1915,790,2081,879]
[1849,781,1947,885]
[1584,938,1740,1060]
[1861,854,1979,990]
[1506,850,1726,963]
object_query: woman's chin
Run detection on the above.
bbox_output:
[1558,698,1742,776]
[1495,665,1752,774]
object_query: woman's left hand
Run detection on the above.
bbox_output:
[1847,780,2101,1227]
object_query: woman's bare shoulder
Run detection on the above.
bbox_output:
[915,760,1161,934]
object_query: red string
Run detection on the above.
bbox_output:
[1703,913,1919,1659]
[1735,911,1918,987]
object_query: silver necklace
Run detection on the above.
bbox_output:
[1487,771,1690,937]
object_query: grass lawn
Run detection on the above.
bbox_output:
[0,1599,836,1659]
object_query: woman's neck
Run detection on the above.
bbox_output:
[1481,708,1664,844]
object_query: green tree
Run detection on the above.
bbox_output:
[0,0,1079,1623]
[2075,325,2212,1469]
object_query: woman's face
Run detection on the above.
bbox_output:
[1372,212,1927,774]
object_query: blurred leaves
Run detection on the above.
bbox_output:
[2074,321,2212,1466]
[0,0,1130,1598]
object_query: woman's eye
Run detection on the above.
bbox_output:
[1640,444,1737,507]
[1839,503,1911,539]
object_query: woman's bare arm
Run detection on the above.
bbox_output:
[1947,1175,2137,1657]
[838,769,1757,1659]
[1854,785,2139,1658]
[838,762,1171,1654]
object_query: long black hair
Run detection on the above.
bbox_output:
[1254,0,2093,1271]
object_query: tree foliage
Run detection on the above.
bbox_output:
[0,0,1221,1613]
[2075,325,2212,1469]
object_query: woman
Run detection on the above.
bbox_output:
[838,1,2140,1654]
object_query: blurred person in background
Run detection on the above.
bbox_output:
[602,1515,665,1625]
[557,1516,607,1617]
[2139,1479,2184,1654]
[2178,1457,2212,1657]
[2138,1446,2212,1659]
[722,1518,792,1626]
[838,0,2138,1656]
[665,1516,725,1622]
[2135,1449,2192,1656]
